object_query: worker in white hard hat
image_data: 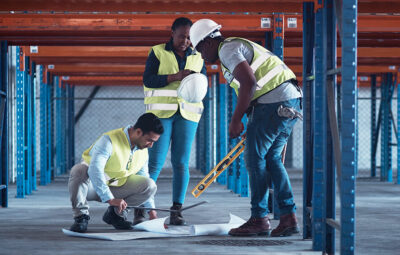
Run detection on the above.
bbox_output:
[190,19,302,237]
[142,17,207,226]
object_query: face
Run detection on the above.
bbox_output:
[196,39,218,63]
[134,130,160,149]
[172,25,191,53]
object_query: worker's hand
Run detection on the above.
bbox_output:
[228,119,244,139]
[107,198,127,213]
[175,69,192,81]
[148,210,158,220]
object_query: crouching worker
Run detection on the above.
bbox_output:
[68,113,164,233]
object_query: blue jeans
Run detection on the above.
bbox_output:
[148,112,198,204]
[245,98,301,218]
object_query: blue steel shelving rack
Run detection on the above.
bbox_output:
[303,0,357,253]
[15,46,37,197]
[15,46,26,197]
[340,0,357,253]
[0,41,8,207]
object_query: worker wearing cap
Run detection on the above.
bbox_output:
[190,19,302,237]
[68,113,163,233]
[142,17,207,225]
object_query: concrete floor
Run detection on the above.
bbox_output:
[1,168,399,255]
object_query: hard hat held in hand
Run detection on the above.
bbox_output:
[178,73,208,103]
[190,19,222,49]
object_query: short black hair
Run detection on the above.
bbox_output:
[171,17,192,31]
[134,113,164,135]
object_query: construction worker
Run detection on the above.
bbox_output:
[190,19,302,237]
[142,17,207,225]
[68,113,164,233]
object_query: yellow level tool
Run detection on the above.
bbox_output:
[192,135,246,198]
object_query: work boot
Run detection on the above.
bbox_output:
[271,213,300,237]
[169,203,186,225]
[228,216,272,236]
[133,208,146,225]
[70,214,90,233]
[102,206,133,230]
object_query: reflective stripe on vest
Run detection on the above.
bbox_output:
[143,43,205,122]
[179,102,204,115]
[146,103,178,111]
[219,37,296,100]
[144,90,178,97]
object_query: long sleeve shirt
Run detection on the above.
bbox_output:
[87,125,148,203]
[143,38,207,88]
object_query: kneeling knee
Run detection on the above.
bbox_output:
[144,178,157,196]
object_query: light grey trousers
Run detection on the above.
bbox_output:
[68,161,157,218]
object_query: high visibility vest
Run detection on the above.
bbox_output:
[219,37,296,100]
[144,44,205,123]
[82,128,148,187]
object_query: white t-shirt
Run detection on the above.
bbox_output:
[218,39,302,104]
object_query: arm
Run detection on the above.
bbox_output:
[229,60,257,138]
[143,49,192,87]
[87,136,127,212]
[143,50,169,88]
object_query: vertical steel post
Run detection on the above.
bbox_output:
[381,73,393,182]
[30,61,37,191]
[227,88,235,191]
[204,83,212,174]
[56,76,62,176]
[239,115,248,197]
[341,0,357,253]
[325,1,336,252]
[217,79,228,185]
[371,75,377,177]
[398,74,400,184]
[61,82,67,174]
[312,2,327,250]
[16,46,26,197]
[0,41,8,207]
[39,66,49,185]
[302,1,315,240]
[25,57,32,195]
[67,84,75,170]
[211,75,217,174]
[47,73,53,182]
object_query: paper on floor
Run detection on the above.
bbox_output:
[62,213,245,241]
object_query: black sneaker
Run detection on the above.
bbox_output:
[133,208,146,225]
[169,203,186,226]
[102,206,133,230]
[70,214,90,233]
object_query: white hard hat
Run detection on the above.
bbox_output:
[177,73,208,103]
[190,19,222,50]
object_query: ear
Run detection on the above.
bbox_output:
[135,128,143,137]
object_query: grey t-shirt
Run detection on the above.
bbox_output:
[218,39,302,104]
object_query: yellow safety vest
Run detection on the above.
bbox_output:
[82,128,148,187]
[219,37,296,100]
[144,44,205,123]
